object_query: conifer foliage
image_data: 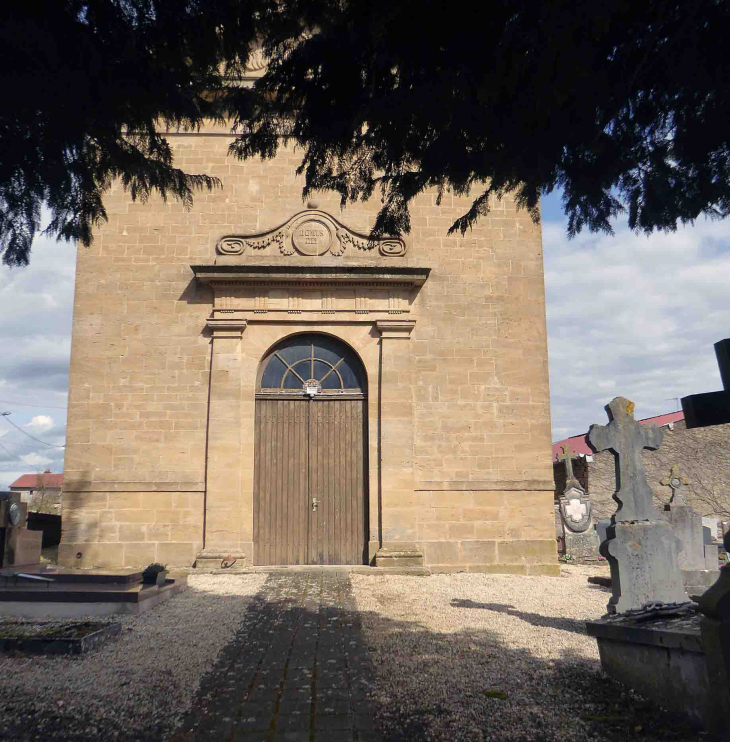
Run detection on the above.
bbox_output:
[0,0,259,266]
[2,1,730,266]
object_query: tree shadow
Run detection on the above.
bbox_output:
[449,598,590,636]
[0,574,707,742]
[171,575,702,742]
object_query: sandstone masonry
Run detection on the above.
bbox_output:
[60,127,557,575]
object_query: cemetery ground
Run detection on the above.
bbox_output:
[0,568,707,742]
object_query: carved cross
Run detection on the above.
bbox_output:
[559,444,575,479]
[588,396,665,522]
[564,498,587,523]
[559,444,582,491]
[661,464,690,507]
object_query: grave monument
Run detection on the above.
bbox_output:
[661,464,720,597]
[556,445,600,562]
[587,396,688,614]
[0,493,42,568]
[585,397,730,734]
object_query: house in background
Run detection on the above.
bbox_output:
[9,469,63,515]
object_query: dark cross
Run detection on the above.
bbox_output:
[588,396,665,522]
[682,338,730,428]
[558,444,582,491]
[660,464,690,507]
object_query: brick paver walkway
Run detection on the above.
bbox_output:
[175,572,382,742]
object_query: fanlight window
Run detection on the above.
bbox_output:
[259,334,365,394]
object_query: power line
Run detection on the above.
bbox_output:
[0,434,35,451]
[0,439,15,458]
[0,414,65,448]
[0,399,67,410]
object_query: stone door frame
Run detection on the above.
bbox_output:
[192,266,426,569]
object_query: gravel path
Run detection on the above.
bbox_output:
[0,574,266,742]
[351,566,703,742]
[0,568,709,741]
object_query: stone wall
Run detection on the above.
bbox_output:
[60,126,556,572]
[553,420,730,524]
[62,490,204,567]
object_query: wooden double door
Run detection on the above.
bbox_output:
[253,396,367,565]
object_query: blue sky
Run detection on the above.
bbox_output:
[0,193,728,487]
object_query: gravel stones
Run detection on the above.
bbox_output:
[351,566,700,742]
[0,568,703,741]
[0,574,265,742]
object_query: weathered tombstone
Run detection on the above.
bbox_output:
[588,397,688,614]
[661,464,689,507]
[0,493,42,568]
[703,519,720,571]
[660,466,721,595]
[662,465,706,571]
[557,445,600,562]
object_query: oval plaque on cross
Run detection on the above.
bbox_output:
[292,219,333,255]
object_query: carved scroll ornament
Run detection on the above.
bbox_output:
[216,210,407,258]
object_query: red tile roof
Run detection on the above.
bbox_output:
[552,411,685,461]
[9,473,64,490]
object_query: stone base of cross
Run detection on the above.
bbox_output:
[602,521,688,614]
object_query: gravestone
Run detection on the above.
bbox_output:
[682,338,730,428]
[588,397,688,614]
[660,465,721,595]
[662,465,706,571]
[702,518,720,571]
[557,445,600,562]
[0,493,42,567]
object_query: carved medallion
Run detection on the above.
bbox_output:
[216,209,407,258]
[291,219,333,255]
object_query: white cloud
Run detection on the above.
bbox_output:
[19,452,54,468]
[26,415,55,432]
[0,221,73,490]
[544,215,730,441]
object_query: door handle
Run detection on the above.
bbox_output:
[312,498,319,512]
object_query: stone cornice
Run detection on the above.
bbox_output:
[192,265,430,287]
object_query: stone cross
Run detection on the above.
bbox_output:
[588,396,665,522]
[559,444,580,488]
[660,464,690,507]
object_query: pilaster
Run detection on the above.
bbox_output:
[375,319,421,564]
[197,316,250,569]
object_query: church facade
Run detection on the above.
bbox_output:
[59,123,557,574]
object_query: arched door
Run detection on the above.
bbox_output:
[254,334,368,565]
